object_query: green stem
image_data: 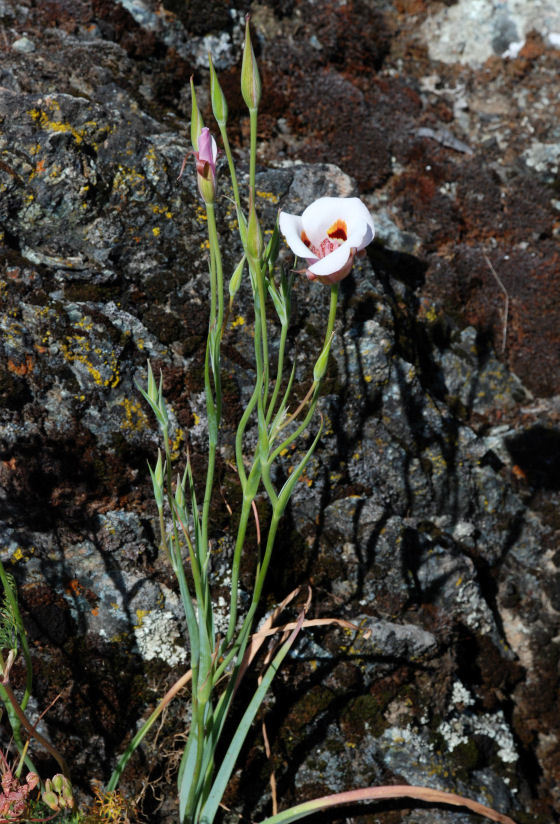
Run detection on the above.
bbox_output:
[214,509,281,684]
[249,108,258,206]
[218,125,241,212]
[255,261,269,412]
[235,377,260,490]
[269,284,339,464]
[206,202,225,347]
[225,493,253,645]
[266,318,288,426]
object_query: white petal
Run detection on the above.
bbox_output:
[279,211,318,260]
[301,197,375,249]
[301,197,347,247]
[307,241,352,277]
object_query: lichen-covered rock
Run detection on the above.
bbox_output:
[0,1,559,823]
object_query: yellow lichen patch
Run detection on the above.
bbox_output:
[117,397,148,432]
[170,428,185,462]
[152,226,160,236]
[256,189,279,204]
[27,108,87,146]
[60,331,120,389]
[134,609,150,629]
[10,546,35,564]
[151,204,172,216]
[112,164,147,198]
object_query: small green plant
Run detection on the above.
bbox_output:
[42,774,74,815]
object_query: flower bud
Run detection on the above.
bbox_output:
[313,332,334,383]
[147,361,158,407]
[246,201,263,263]
[175,472,185,511]
[209,54,228,127]
[241,17,261,112]
[149,450,165,511]
[196,127,218,203]
[229,255,246,299]
[42,789,59,811]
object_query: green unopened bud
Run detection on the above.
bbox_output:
[235,203,248,248]
[175,472,185,511]
[147,361,158,406]
[241,16,261,111]
[190,76,204,151]
[247,201,263,263]
[52,774,65,793]
[149,450,165,510]
[42,790,59,812]
[209,54,228,127]
[157,371,169,428]
[313,332,334,383]
[229,255,246,299]
[42,775,74,812]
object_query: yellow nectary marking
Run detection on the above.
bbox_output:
[327,219,347,242]
[301,230,312,248]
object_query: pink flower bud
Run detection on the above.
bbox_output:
[195,127,218,203]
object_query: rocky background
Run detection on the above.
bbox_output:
[1,0,560,822]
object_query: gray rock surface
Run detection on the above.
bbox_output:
[0,1,559,822]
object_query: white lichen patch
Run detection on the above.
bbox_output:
[439,680,519,764]
[522,141,560,179]
[421,0,560,66]
[450,679,476,708]
[134,610,188,667]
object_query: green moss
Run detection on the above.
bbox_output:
[279,685,333,757]
[451,738,481,776]
[340,693,389,740]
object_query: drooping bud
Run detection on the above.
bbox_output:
[190,76,204,152]
[241,16,261,112]
[209,54,228,127]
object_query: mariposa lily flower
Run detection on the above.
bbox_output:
[279,197,375,284]
[195,127,218,203]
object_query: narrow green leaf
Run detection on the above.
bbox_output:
[200,610,306,824]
